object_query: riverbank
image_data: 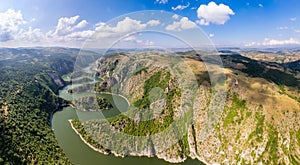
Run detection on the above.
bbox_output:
[59,68,203,164]
[68,119,189,164]
[68,119,110,156]
[98,91,131,107]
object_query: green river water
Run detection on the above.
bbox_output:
[52,71,204,165]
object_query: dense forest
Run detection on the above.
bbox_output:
[0,48,98,164]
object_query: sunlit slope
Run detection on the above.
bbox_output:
[73,51,300,164]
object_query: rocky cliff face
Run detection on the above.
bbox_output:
[47,72,65,88]
[84,52,300,164]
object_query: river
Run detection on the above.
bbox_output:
[52,69,204,165]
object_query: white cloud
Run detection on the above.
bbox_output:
[244,42,260,47]
[0,9,26,42]
[147,19,160,26]
[0,9,94,46]
[263,38,300,46]
[54,15,79,35]
[197,2,235,25]
[94,17,147,38]
[172,2,190,11]
[209,34,214,37]
[47,17,156,44]
[94,22,105,28]
[16,27,44,42]
[136,39,155,46]
[277,26,288,30]
[123,35,136,41]
[196,19,209,26]
[52,15,88,36]
[258,4,263,7]
[64,30,94,41]
[290,17,297,21]
[30,18,36,22]
[245,38,300,47]
[155,0,168,4]
[172,14,179,19]
[120,34,155,47]
[165,17,197,31]
[74,20,88,29]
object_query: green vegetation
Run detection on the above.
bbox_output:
[0,48,81,164]
[133,71,171,109]
[246,111,252,118]
[177,134,190,157]
[289,154,300,165]
[264,125,279,164]
[106,70,180,136]
[248,112,265,143]
[133,67,148,75]
[74,95,113,111]
[223,108,238,127]
[97,96,113,110]
[108,114,172,136]
[222,54,300,88]
[279,85,286,94]
[254,113,265,135]
[71,119,110,153]
[223,94,247,127]
[278,84,300,103]
[296,130,300,147]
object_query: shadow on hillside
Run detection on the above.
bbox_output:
[221,54,299,88]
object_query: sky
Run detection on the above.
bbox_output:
[0,0,300,48]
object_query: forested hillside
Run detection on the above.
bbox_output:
[0,48,97,164]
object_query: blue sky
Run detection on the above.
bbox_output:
[0,0,300,48]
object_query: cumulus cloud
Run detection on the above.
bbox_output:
[63,30,94,41]
[42,15,92,44]
[119,34,155,47]
[290,17,297,21]
[258,4,263,7]
[123,35,136,42]
[94,17,148,38]
[155,0,168,4]
[165,17,197,31]
[52,15,88,36]
[245,38,300,47]
[172,2,190,11]
[196,19,209,26]
[197,2,234,25]
[0,10,100,46]
[172,14,179,19]
[136,39,155,46]
[244,42,259,47]
[263,38,300,46]
[17,27,44,42]
[46,16,157,42]
[0,9,26,42]
[209,34,214,37]
[74,20,88,29]
[147,19,160,26]
[30,18,36,22]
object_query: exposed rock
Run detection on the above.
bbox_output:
[47,72,65,87]
[76,52,300,164]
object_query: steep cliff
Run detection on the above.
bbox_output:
[75,51,300,164]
